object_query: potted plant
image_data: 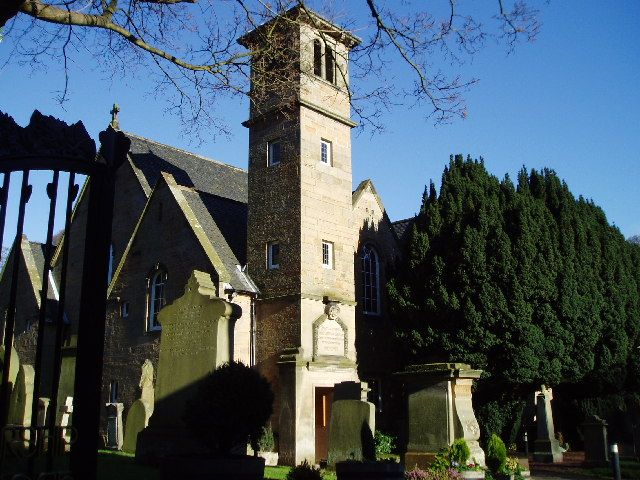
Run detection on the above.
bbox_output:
[162,361,274,480]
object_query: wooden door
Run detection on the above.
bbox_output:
[315,387,334,463]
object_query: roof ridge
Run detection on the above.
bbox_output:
[124,131,247,174]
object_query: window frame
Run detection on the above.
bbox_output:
[325,45,335,84]
[322,240,334,269]
[146,266,167,332]
[361,243,381,315]
[267,139,282,166]
[320,139,332,166]
[267,242,280,269]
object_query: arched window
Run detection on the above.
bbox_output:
[147,266,167,331]
[325,45,335,83]
[361,244,380,314]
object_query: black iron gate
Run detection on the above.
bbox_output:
[0,110,129,479]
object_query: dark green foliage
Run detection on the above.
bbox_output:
[449,438,470,465]
[258,425,275,452]
[486,434,507,474]
[285,460,323,480]
[389,155,640,439]
[183,361,274,455]
[374,430,396,456]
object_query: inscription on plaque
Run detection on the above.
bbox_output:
[317,319,345,357]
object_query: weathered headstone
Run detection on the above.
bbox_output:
[106,402,124,450]
[123,359,155,453]
[136,270,240,464]
[328,381,375,465]
[0,345,20,398]
[398,363,485,470]
[532,386,562,463]
[9,364,35,426]
[55,336,77,425]
[581,415,608,466]
[37,397,50,426]
[58,396,74,452]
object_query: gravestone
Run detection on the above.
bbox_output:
[106,403,124,450]
[9,364,35,426]
[532,386,562,463]
[0,345,20,399]
[581,415,608,466]
[55,336,77,424]
[327,381,375,465]
[136,270,240,464]
[58,396,74,452]
[37,397,50,426]
[398,363,485,470]
[123,359,155,453]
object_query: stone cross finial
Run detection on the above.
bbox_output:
[110,103,120,130]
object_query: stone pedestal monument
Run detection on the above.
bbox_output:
[398,363,485,470]
[581,415,608,466]
[327,381,375,466]
[136,270,240,464]
[532,386,562,463]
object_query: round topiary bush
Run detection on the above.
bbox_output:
[285,460,323,480]
[486,433,507,474]
[449,438,470,465]
[183,361,274,455]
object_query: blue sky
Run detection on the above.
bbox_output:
[1,1,639,246]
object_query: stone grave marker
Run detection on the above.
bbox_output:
[533,386,562,463]
[327,381,375,465]
[0,345,20,398]
[123,359,155,453]
[37,397,50,427]
[136,270,240,463]
[55,336,77,425]
[9,364,35,427]
[398,363,485,470]
[106,403,124,450]
[58,396,73,452]
[581,415,608,466]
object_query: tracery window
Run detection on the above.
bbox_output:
[147,266,167,331]
[361,244,380,314]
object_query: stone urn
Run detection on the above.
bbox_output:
[335,461,404,480]
[160,455,265,480]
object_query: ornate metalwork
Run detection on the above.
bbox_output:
[0,110,96,162]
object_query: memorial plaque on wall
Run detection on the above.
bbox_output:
[317,320,345,356]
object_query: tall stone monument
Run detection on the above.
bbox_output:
[123,359,155,453]
[581,415,608,466]
[532,386,562,463]
[398,363,485,469]
[136,270,240,464]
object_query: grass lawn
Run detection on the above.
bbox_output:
[265,466,337,480]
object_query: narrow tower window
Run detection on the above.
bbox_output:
[313,39,322,76]
[325,45,335,83]
[267,242,280,269]
[322,241,334,269]
[320,139,332,165]
[361,244,380,314]
[268,140,282,166]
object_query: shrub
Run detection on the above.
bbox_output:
[405,467,461,480]
[374,430,396,457]
[449,438,470,466]
[258,425,275,452]
[486,433,507,474]
[183,361,274,455]
[286,460,323,480]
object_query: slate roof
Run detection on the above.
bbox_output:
[181,190,257,293]
[391,217,415,247]
[126,133,248,204]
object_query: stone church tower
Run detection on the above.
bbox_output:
[240,8,361,465]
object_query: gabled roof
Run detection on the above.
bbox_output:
[108,173,257,296]
[126,133,248,204]
[391,217,416,247]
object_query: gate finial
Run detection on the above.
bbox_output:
[109,103,120,130]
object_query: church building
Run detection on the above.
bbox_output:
[1,6,411,465]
